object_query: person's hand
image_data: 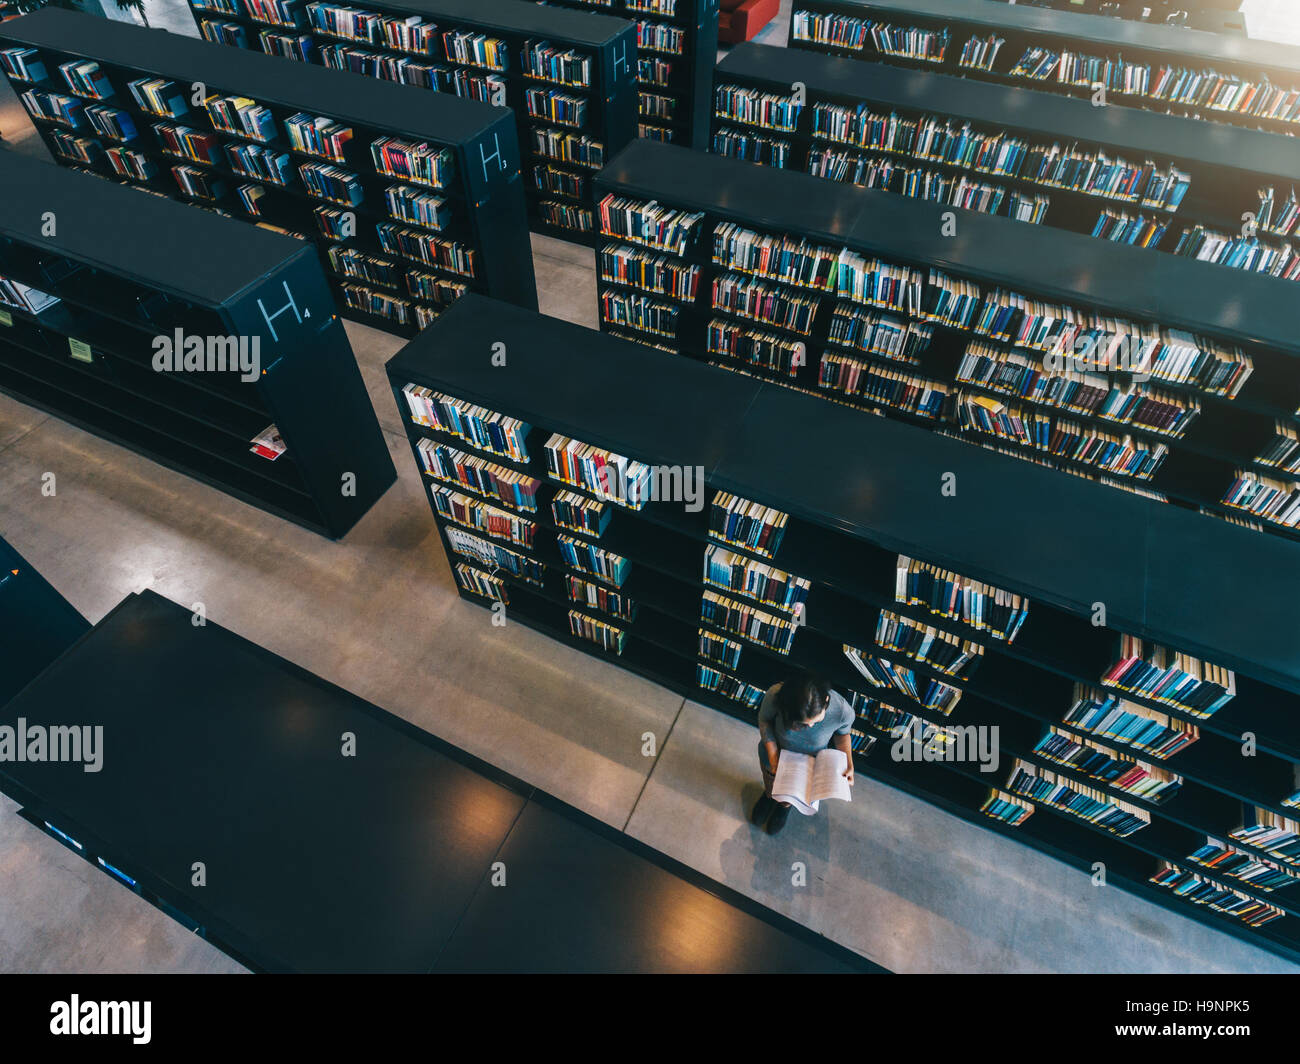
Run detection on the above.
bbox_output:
[843,761,855,786]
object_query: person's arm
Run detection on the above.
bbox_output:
[758,686,781,774]
[829,694,855,784]
[832,731,854,785]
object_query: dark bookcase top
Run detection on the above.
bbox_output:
[0,9,511,146]
[389,294,1300,692]
[0,151,305,306]
[329,0,636,47]
[718,41,1300,182]
[598,140,1300,357]
[817,0,1300,75]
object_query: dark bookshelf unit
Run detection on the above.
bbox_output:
[594,139,1300,543]
[539,0,718,149]
[711,41,1300,259]
[0,151,397,538]
[387,293,1300,963]
[787,0,1300,136]
[0,9,537,338]
[183,0,638,245]
[0,536,89,707]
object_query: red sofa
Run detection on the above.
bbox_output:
[718,0,779,44]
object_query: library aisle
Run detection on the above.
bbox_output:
[0,61,1293,974]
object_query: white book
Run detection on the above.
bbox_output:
[771,747,852,816]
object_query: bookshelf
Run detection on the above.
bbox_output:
[539,0,718,149]
[0,150,397,538]
[786,0,1300,136]
[387,292,1300,963]
[0,536,89,707]
[183,0,639,245]
[0,9,537,337]
[593,139,1300,544]
[712,41,1300,258]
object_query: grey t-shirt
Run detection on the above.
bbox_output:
[757,685,854,756]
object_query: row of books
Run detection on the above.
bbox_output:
[696,663,767,709]
[957,395,1169,480]
[874,609,983,679]
[525,87,587,129]
[446,526,545,585]
[1032,727,1182,803]
[454,561,509,602]
[1062,685,1199,760]
[544,432,653,510]
[1255,422,1300,474]
[203,94,276,142]
[790,12,1300,129]
[599,243,701,301]
[1149,863,1284,928]
[1186,839,1296,893]
[806,148,1050,223]
[402,384,531,462]
[597,194,704,255]
[702,544,810,615]
[1173,226,1300,283]
[843,645,964,715]
[826,305,932,365]
[1005,759,1150,836]
[1231,809,1300,868]
[1092,208,1168,249]
[707,320,807,379]
[376,223,478,278]
[699,628,744,670]
[552,489,610,537]
[416,438,541,511]
[713,272,820,336]
[531,128,605,170]
[713,127,791,168]
[980,788,1034,826]
[285,112,353,162]
[532,164,586,200]
[701,589,798,654]
[568,575,636,621]
[569,609,626,653]
[0,276,59,315]
[817,351,952,420]
[1221,470,1300,530]
[1101,635,1236,719]
[558,533,629,586]
[803,102,1191,210]
[433,485,537,549]
[895,556,1028,642]
[791,13,950,63]
[708,492,789,560]
[955,342,1202,438]
[305,2,438,55]
[339,282,438,327]
[600,290,679,338]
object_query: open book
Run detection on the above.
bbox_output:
[772,748,852,816]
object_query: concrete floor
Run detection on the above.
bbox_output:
[0,0,1298,974]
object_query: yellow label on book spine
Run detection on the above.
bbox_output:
[68,338,92,363]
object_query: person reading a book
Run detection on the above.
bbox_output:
[751,674,855,835]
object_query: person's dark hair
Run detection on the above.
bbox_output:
[776,674,831,729]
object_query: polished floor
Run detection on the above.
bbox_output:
[0,0,1297,973]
